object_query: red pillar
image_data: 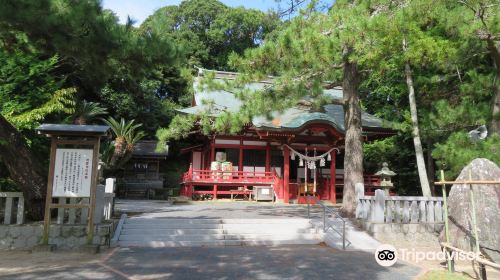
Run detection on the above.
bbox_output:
[213,184,217,200]
[283,146,290,203]
[330,150,337,204]
[210,139,215,162]
[239,138,243,172]
[265,143,271,172]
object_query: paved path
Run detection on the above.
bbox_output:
[116,200,327,219]
[0,245,422,280]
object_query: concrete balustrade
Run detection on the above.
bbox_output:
[356,189,445,224]
[55,184,115,225]
[0,192,24,225]
[356,189,445,244]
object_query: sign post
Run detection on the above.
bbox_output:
[36,124,110,247]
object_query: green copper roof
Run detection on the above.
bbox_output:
[178,73,392,133]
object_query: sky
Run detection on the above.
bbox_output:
[101,0,280,26]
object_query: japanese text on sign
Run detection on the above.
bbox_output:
[52,149,93,197]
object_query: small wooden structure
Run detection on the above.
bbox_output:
[118,140,168,198]
[36,124,110,245]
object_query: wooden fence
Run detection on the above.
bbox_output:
[356,189,444,224]
[0,192,24,224]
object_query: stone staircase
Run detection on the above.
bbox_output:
[117,218,320,247]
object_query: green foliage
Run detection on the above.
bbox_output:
[102,117,146,170]
[364,135,422,195]
[140,0,279,70]
[70,100,108,125]
[7,88,76,129]
[156,114,197,151]
[1,0,182,136]
[0,31,76,129]
[103,117,143,139]
[0,177,18,192]
[433,133,500,178]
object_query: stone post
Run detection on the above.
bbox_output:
[93,185,105,224]
[372,189,386,223]
[355,183,365,218]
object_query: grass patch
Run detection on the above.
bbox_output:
[418,270,470,280]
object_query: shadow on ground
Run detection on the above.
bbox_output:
[0,245,422,280]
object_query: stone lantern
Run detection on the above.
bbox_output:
[375,162,396,196]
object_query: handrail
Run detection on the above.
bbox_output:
[183,169,275,183]
[306,195,350,249]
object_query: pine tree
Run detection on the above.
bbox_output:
[159,1,387,215]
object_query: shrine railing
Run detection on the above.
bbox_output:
[182,168,276,184]
[334,174,394,197]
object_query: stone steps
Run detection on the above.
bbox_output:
[119,233,318,241]
[124,218,312,224]
[121,228,317,235]
[117,218,320,248]
[119,239,320,248]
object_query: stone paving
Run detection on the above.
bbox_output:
[115,200,325,219]
[0,245,422,280]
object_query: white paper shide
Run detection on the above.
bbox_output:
[52,149,93,197]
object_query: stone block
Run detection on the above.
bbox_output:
[0,226,9,237]
[409,224,418,233]
[77,244,100,254]
[96,225,110,236]
[31,244,56,253]
[66,236,78,247]
[0,238,11,250]
[49,226,61,237]
[12,237,27,249]
[93,236,102,245]
[392,224,401,233]
[78,237,88,246]
[9,226,22,238]
[402,224,409,234]
[30,225,43,239]
[418,224,426,233]
[27,235,40,247]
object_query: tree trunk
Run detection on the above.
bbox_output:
[115,144,135,170]
[485,39,500,135]
[426,138,436,196]
[403,37,432,197]
[340,47,364,216]
[0,115,46,220]
[110,137,127,167]
[74,117,86,125]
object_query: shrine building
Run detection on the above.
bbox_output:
[177,69,394,204]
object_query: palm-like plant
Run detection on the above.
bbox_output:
[72,100,108,125]
[115,129,147,169]
[103,117,143,167]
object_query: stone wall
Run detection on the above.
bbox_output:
[360,221,444,246]
[0,222,112,250]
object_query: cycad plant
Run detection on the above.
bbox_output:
[72,100,108,125]
[115,129,146,169]
[103,117,143,168]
